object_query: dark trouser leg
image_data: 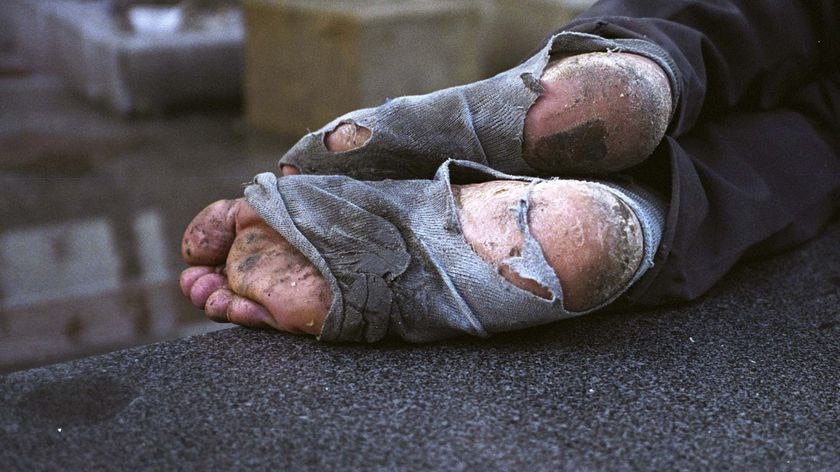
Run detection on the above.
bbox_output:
[626,72,840,305]
[543,2,840,305]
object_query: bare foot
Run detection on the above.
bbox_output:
[180,180,643,335]
[180,199,331,335]
[280,52,670,177]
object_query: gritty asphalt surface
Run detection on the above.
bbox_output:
[1,219,838,471]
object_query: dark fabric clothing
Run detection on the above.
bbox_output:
[543,0,840,305]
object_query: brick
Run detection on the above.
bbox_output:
[33,0,244,114]
[244,0,481,137]
[481,0,596,75]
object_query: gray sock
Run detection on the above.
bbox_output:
[277,32,680,180]
[245,160,665,343]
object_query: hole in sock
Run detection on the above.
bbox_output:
[454,180,555,301]
[280,165,300,176]
[457,179,646,311]
[324,121,372,153]
[526,183,646,311]
[521,52,672,174]
[499,262,553,300]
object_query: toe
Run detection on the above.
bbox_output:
[204,287,234,322]
[189,273,228,309]
[182,199,238,266]
[227,295,278,330]
[281,165,300,176]
[180,266,215,298]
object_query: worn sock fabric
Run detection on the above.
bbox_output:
[245,160,665,343]
[277,32,679,180]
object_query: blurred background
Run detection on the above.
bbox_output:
[0,0,595,372]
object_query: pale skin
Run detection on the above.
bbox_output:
[180,52,671,337]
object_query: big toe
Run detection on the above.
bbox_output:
[281,165,301,176]
[182,199,238,266]
[204,287,280,330]
[180,266,215,298]
[188,272,228,309]
[227,294,278,330]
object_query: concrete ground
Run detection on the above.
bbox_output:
[1,3,837,466]
[1,216,837,469]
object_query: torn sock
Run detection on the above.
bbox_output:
[278,32,680,180]
[245,160,665,343]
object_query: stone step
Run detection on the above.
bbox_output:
[244,0,482,137]
[3,0,245,114]
[481,0,596,75]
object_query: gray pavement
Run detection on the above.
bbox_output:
[1,218,838,470]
